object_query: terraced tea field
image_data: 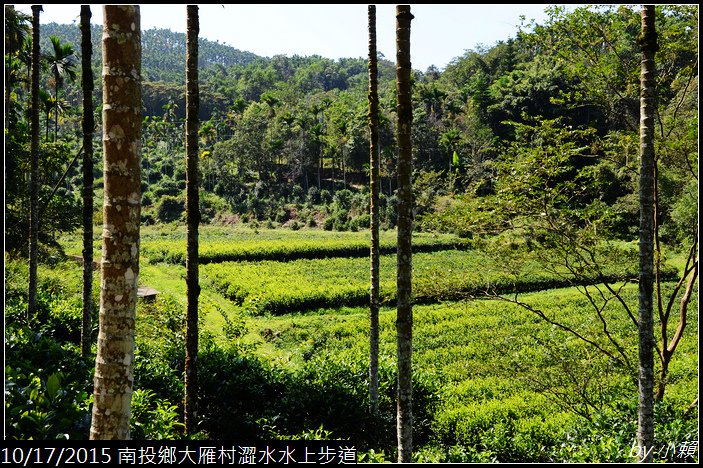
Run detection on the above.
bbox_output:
[53,225,697,461]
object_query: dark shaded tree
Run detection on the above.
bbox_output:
[184,3,201,435]
[27,4,42,321]
[80,4,95,358]
[367,4,380,416]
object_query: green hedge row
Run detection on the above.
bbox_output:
[202,249,673,315]
[143,236,470,265]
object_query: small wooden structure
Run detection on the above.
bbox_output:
[137,287,159,302]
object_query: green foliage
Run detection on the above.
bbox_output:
[668,179,698,242]
[142,227,465,264]
[5,140,82,254]
[553,399,699,463]
[5,256,95,343]
[6,219,698,461]
[130,389,184,440]
[156,195,185,224]
[4,258,94,440]
[260,282,696,462]
[6,5,698,459]
[5,366,92,440]
[202,244,648,315]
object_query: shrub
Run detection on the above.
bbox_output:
[350,213,370,230]
[307,186,320,204]
[4,324,92,440]
[319,189,332,205]
[130,389,184,440]
[141,211,155,225]
[151,177,181,198]
[323,216,334,231]
[275,209,289,224]
[142,192,153,207]
[332,189,353,212]
[291,184,306,203]
[156,195,185,223]
[200,192,230,224]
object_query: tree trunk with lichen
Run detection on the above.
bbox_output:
[636,4,657,462]
[395,4,414,463]
[184,4,200,435]
[80,4,94,358]
[28,5,41,321]
[90,5,142,440]
[367,3,380,417]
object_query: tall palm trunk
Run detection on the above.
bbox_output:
[28,5,42,321]
[90,5,142,440]
[80,4,94,358]
[184,4,201,435]
[54,75,59,141]
[367,4,380,416]
[395,4,414,463]
[636,4,657,462]
[45,102,50,141]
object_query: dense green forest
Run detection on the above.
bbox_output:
[4,4,698,462]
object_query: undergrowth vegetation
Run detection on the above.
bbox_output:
[4,228,697,462]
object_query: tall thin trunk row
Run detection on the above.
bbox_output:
[80,4,94,358]
[636,4,657,462]
[90,5,142,440]
[395,4,414,463]
[28,4,42,321]
[184,3,201,435]
[367,3,380,416]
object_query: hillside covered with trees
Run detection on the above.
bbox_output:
[4,4,698,462]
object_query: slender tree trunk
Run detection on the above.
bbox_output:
[80,4,95,358]
[317,152,321,190]
[28,5,42,321]
[367,3,380,416]
[4,4,11,132]
[90,5,142,440]
[54,78,59,142]
[636,4,657,462]
[395,5,414,463]
[184,4,200,435]
[45,106,50,142]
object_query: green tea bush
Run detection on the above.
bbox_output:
[4,257,96,345]
[143,230,466,265]
[552,398,699,463]
[196,341,290,440]
[5,326,92,440]
[432,391,564,462]
[202,247,644,315]
[133,342,184,405]
[4,366,92,440]
[130,389,184,440]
